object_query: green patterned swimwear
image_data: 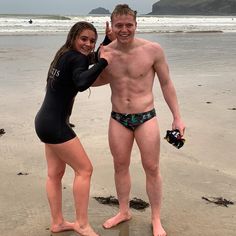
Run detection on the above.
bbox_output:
[111,108,156,131]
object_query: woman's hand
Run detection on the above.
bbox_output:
[99,45,113,64]
[105,21,116,41]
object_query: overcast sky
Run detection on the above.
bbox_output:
[0,0,158,15]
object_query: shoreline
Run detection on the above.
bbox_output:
[0,30,231,36]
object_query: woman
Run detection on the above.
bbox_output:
[35,21,111,236]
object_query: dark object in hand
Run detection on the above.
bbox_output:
[164,129,185,149]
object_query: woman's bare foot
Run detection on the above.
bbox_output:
[74,223,99,236]
[152,218,167,236]
[51,221,75,233]
[103,212,132,229]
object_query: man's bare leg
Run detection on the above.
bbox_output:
[149,174,166,236]
[103,119,134,228]
[135,118,166,236]
[51,221,75,233]
[103,212,132,229]
[74,223,99,236]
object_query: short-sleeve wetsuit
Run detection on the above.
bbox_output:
[34,50,108,144]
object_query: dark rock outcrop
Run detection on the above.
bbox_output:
[149,0,236,15]
[88,7,110,15]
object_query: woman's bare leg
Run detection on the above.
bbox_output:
[45,144,74,232]
[46,137,99,236]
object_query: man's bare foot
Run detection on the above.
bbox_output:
[74,223,99,236]
[103,212,132,229]
[152,219,167,236]
[51,221,74,233]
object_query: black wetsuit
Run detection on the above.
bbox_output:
[35,50,107,144]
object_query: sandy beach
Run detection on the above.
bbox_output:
[0,32,236,236]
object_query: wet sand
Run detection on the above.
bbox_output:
[0,33,236,236]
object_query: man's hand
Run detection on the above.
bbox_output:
[172,118,185,137]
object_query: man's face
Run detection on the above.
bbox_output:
[111,14,137,44]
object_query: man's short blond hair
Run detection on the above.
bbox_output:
[111,4,137,21]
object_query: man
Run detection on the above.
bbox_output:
[94,4,185,236]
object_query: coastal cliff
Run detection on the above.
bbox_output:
[149,0,236,15]
[88,7,110,15]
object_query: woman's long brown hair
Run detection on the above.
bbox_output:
[47,21,97,86]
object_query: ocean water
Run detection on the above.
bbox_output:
[0,14,236,34]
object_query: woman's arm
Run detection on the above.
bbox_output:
[71,53,108,92]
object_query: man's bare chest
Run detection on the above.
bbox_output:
[107,54,153,79]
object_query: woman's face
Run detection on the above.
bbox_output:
[74,29,97,56]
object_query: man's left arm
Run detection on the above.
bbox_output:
[153,45,185,136]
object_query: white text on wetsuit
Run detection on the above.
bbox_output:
[51,68,60,77]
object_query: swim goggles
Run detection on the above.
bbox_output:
[164,129,185,149]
